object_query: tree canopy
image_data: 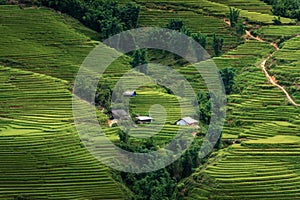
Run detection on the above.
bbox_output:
[40,0,140,39]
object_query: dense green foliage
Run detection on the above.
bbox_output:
[0,7,131,198]
[264,0,300,20]
[40,0,140,38]
[212,34,224,56]
[220,67,236,95]
[130,49,148,74]
[229,7,240,28]
[96,83,112,110]
[197,91,212,125]
[166,18,184,31]
[116,133,205,200]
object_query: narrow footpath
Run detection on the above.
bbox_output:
[224,19,299,106]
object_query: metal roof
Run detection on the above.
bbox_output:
[123,91,136,96]
[136,116,153,121]
[181,117,198,124]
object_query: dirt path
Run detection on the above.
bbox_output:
[260,54,300,106]
[224,18,299,106]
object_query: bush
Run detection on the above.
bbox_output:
[273,16,282,25]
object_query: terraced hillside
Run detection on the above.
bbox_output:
[178,12,300,200]
[0,5,96,81]
[210,0,273,14]
[137,8,240,53]
[201,135,300,199]
[0,5,128,200]
[0,66,126,199]
[1,0,300,199]
[135,0,294,24]
[0,5,131,83]
[129,1,300,197]
[269,36,300,102]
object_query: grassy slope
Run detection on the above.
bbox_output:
[135,0,294,24]
[0,5,129,200]
[135,5,300,199]
[0,5,95,81]
[134,1,300,199]
[177,6,300,200]
[181,43,300,200]
[270,36,300,103]
[137,4,240,55]
[1,2,300,200]
[0,5,131,83]
[209,0,273,14]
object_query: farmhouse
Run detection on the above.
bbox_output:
[136,116,153,124]
[111,109,129,120]
[176,117,199,126]
[123,90,137,97]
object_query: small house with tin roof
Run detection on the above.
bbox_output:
[136,116,153,124]
[176,117,198,126]
[123,90,137,97]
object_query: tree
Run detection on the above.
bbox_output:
[191,32,207,61]
[235,20,246,35]
[220,67,236,95]
[197,90,211,125]
[100,17,124,39]
[117,129,129,143]
[192,32,207,49]
[212,34,224,57]
[120,3,140,29]
[132,169,176,200]
[167,19,184,31]
[95,83,112,110]
[130,49,148,74]
[130,50,141,68]
[169,159,183,181]
[273,16,282,25]
[180,26,191,37]
[264,0,300,20]
[181,152,193,178]
[229,7,240,28]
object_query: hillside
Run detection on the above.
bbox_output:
[1,0,300,200]
[129,0,300,199]
[0,5,128,200]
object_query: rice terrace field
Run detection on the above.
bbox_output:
[0,0,300,199]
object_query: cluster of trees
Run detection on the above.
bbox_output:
[116,132,205,200]
[196,67,235,126]
[166,19,227,57]
[39,0,140,39]
[263,0,300,20]
[166,19,207,50]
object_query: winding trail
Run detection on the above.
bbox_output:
[224,19,299,106]
[260,54,300,106]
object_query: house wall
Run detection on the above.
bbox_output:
[136,119,152,124]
